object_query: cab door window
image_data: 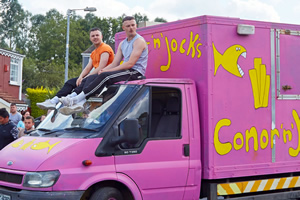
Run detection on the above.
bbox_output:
[117,88,150,148]
[117,86,182,150]
[150,87,181,139]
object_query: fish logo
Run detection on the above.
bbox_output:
[213,43,246,77]
[31,140,61,154]
[20,139,36,150]
[11,139,24,148]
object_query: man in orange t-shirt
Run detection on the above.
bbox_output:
[37,27,114,110]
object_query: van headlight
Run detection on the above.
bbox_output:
[23,171,60,188]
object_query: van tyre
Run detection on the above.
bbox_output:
[90,187,123,200]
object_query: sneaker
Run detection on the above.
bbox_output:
[59,96,73,107]
[36,99,56,110]
[59,99,86,115]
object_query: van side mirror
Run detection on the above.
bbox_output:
[111,118,140,145]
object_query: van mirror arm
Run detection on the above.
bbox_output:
[110,118,140,146]
[95,118,141,157]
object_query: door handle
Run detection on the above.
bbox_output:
[183,144,190,157]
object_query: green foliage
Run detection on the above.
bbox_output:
[133,13,149,25]
[0,0,168,117]
[69,17,90,67]
[154,17,168,23]
[1,1,165,91]
[0,0,30,51]
[69,65,83,79]
[22,58,65,92]
[28,9,66,65]
[26,87,57,118]
[22,57,40,89]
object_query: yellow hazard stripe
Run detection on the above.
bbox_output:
[217,176,300,195]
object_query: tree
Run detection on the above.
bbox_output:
[154,17,167,23]
[79,13,98,33]
[31,9,66,64]
[22,58,40,89]
[20,11,164,91]
[68,14,91,70]
[26,14,45,57]
[90,16,123,48]
[133,13,149,26]
[0,5,164,91]
[107,16,123,49]
[23,9,93,91]
[0,0,30,51]
[0,0,12,48]
[22,58,66,91]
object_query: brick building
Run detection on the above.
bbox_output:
[0,48,27,111]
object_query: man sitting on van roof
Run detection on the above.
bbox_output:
[36,27,114,110]
[59,16,148,115]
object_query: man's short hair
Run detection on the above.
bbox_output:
[0,108,9,118]
[25,116,35,123]
[89,27,102,34]
[122,16,135,23]
[10,103,16,107]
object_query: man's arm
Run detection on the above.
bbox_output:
[99,42,124,73]
[101,38,146,73]
[76,59,93,86]
[17,128,24,138]
[89,52,110,75]
[18,112,22,121]
[11,126,19,139]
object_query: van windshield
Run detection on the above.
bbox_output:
[33,85,138,138]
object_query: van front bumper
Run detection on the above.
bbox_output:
[0,187,84,200]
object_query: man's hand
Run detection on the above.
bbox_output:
[98,69,105,75]
[76,77,83,86]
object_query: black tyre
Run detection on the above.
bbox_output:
[90,187,123,200]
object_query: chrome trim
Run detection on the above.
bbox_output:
[271,29,276,163]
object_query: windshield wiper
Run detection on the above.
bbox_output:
[36,128,62,136]
[37,128,51,131]
[64,127,98,132]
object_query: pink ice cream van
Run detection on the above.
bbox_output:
[1,15,300,200]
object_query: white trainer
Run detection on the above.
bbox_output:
[36,99,56,110]
[59,96,73,107]
[59,99,86,115]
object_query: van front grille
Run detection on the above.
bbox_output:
[0,172,23,184]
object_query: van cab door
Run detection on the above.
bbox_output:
[114,84,190,200]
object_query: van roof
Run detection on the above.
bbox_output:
[119,78,194,85]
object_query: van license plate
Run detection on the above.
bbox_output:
[0,193,11,200]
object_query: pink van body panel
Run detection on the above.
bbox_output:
[2,15,300,199]
[114,82,199,199]
[1,136,143,197]
[115,15,300,181]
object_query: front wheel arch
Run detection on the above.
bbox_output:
[90,187,123,200]
[81,180,134,200]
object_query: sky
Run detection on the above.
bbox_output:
[18,0,300,25]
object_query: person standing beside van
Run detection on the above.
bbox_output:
[18,116,35,138]
[17,110,31,130]
[9,103,22,125]
[0,108,18,150]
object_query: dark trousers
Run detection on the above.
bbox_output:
[56,77,78,98]
[73,69,142,98]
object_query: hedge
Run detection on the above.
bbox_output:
[26,87,57,118]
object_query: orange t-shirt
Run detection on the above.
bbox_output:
[90,43,114,69]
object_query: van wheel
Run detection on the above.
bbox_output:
[90,187,123,200]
